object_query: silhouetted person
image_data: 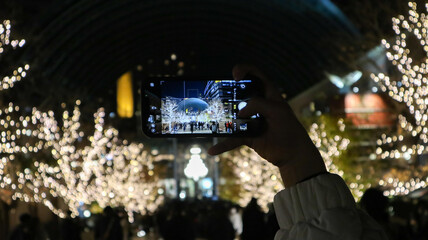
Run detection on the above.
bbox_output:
[9,213,34,240]
[61,210,81,240]
[360,188,398,240]
[265,203,279,240]
[162,200,195,240]
[95,207,123,240]
[206,203,235,240]
[118,210,131,240]
[241,198,266,240]
[32,217,48,240]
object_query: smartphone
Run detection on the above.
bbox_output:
[141,76,264,137]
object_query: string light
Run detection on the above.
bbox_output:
[306,118,366,200]
[0,103,163,220]
[0,20,161,219]
[308,118,349,177]
[223,147,282,212]
[370,2,428,196]
[0,20,29,90]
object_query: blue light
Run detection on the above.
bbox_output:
[201,178,213,189]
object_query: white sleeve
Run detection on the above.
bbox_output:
[273,174,388,240]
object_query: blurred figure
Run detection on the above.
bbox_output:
[229,206,243,237]
[32,216,48,240]
[9,213,34,240]
[265,203,279,240]
[241,198,266,240]
[413,200,428,239]
[206,202,235,240]
[360,188,398,240]
[117,210,130,240]
[161,200,195,240]
[95,206,123,240]
[61,210,81,240]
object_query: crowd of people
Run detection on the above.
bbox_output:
[6,197,277,240]
[164,121,223,134]
[153,198,278,240]
[360,188,428,240]
[5,191,428,240]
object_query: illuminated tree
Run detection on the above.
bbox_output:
[0,20,29,90]
[222,147,282,211]
[206,98,225,123]
[0,20,163,219]
[161,97,178,132]
[0,103,163,220]
[371,2,428,161]
[0,103,68,217]
[306,117,370,200]
[370,2,428,195]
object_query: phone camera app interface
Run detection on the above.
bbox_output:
[146,79,257,135]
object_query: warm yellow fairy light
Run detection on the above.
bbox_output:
[370,2,428,196]
[0,20,29,90]
[0,103,163,220]
[307,119,366,200]
[224,147,282,212]
[308,119,349,177]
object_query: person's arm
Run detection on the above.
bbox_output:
[209,64,388,240]
[274,173,387,239]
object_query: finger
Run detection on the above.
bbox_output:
[232,64,282,101]
[208,138,249,155]
[238,97,273,118]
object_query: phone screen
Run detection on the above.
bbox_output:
[142,77,262,137]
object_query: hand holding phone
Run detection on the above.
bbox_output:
[208,64,327,187]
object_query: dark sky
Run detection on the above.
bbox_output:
[160,80,208,99]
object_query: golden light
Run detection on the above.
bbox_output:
[117,71,134,118]
[370,2,428,196]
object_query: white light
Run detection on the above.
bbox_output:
[106,154,113,161]
[372,86,378,93]
[201,178,213,189]
[326,71,362,89]
[83,210,91,218]
[151,149,159,155]
[327,73,344,88]
[190,147,201,154]
[184,156,208,181]
[137,230,146,238]
[352,87,359,93]
[404,152,411,160]
[179,191,186,199]
[238,101,247,111]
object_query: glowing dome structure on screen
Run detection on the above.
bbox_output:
[177,98,208,112]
